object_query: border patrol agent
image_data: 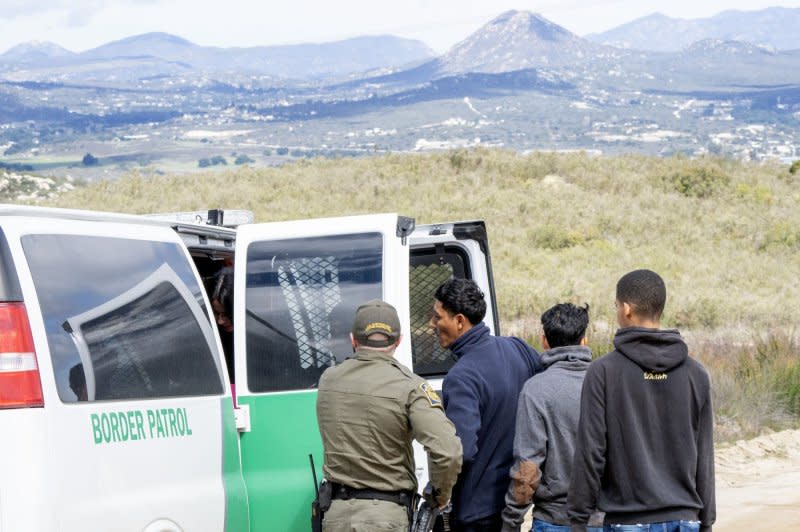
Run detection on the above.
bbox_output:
[317,299,463,531]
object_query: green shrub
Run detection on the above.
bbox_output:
[234,154,255,165]
[448,149,482,172]
[82,153,99,167]
[752,332,800,417]
[789,160,800,174]
[527,225,585,250]
[701,331,800,440]
[662,164,730,198]
[735,183,773,204]
[586,336,614,360]
[776,362,800,416]
[759,222,800,251]
[671,298,721,329]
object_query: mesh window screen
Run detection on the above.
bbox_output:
[409,246,470,377]
[278,257,339,369]
[410,263,454,376]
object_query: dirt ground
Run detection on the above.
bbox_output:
[714,429,800,530]
[519,429,800,530]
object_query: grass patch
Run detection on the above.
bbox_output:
[37,149,800,332]
[697,331,800,441]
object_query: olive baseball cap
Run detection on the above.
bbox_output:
[352,299,401,348]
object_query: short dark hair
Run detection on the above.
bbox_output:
[541,303,589,348]
[616,269,666,319]
[434,278,487,325]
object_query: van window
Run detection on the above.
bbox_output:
[21,235,224,402]
[409,246,470,377]
[245,233,382,392]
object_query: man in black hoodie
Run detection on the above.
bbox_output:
[567,269,715,532]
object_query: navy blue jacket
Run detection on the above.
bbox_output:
[442,322,542,523]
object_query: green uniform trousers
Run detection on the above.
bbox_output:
[323,498,409,532]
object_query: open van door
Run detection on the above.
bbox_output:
[233,213,414,532]
[408,220,498,382]
[406,220,498,486]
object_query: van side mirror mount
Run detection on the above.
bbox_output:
[396,216,415,246]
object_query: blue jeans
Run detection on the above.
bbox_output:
[532,518,603,532]
[603,521,701,532]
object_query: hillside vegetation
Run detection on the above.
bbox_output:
[43,149,799,329]
[40,149,800,438]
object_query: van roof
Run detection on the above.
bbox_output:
[0,204,237,239]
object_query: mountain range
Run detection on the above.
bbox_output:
[1,7,799,175]
[0,33,435,81]
[588,7,800,52]
[3,6,800,83]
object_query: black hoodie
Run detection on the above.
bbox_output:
[567,327,716,531]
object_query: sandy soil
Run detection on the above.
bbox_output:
[714,429,800,530]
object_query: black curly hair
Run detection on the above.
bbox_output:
[434,278,487,325]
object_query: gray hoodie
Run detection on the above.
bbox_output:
[501,345,592,530]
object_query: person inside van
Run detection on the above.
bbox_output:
[211,259,235,385]
[69,363,88,401]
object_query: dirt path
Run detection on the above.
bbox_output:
[714,429,800,530]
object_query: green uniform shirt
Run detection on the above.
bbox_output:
[317,348,462,503]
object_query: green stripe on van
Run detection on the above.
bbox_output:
[238,392,324,532]
[221,397,250,531]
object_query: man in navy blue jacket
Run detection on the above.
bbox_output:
[430,278,542,532]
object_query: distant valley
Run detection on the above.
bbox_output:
[1,7,799,180]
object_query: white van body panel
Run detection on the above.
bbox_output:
[0,408,49,531]
[0,213,231,532]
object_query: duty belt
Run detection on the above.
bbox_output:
[330,482,414,508]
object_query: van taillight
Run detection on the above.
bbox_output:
[0,303,44,408]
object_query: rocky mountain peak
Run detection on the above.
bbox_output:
[437,10,593,75]
[480,10,577,43]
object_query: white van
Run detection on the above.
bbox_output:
[0,206,497,532]
[0,205,249,532]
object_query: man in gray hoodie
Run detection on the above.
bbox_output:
[501,303,600,532]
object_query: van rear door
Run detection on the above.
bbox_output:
[406,220,498,485]
[408,220,499,381]
[233,213,412,532]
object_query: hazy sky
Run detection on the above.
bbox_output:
[1,0,799,54]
